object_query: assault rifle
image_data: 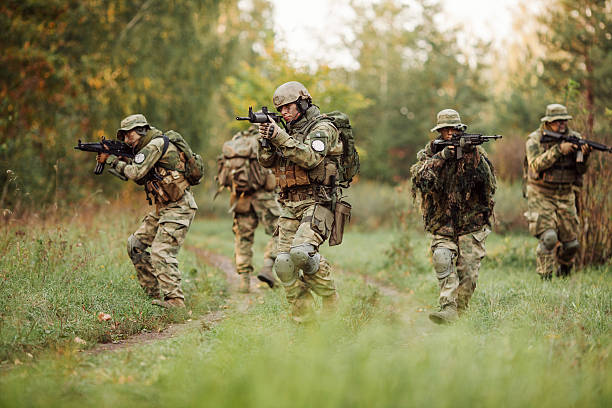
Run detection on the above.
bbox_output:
[541,129,612,153]
[236,106,288,148]
[74,138,134,180]
[75,138,165,205]
[433,132,502,159]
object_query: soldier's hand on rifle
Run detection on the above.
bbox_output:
[259,120,280,140]
[559,142,577,155]
[439,146,456,160]
[580,144,591,155]
[96,152,110,163]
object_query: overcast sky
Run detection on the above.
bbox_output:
[270,0,533,69]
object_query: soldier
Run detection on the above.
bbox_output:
[411,109,496,324]
[217,125,280,293]
[257,81,341,322]
[97,114,198,308]
[524,104,590,279]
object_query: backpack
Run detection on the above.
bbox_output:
[216,133,269,193]
[322,111,360,187]
[163,130,204,185]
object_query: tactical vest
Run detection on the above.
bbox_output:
[274,117,340,190]
[138,130,190,205]
[527,131,583,187]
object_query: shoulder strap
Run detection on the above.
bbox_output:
[160,134,170,157]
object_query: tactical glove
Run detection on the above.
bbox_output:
[259,120,280,140]
[439,146,455,160]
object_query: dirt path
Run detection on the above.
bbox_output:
[88,246,432,354]
[88,245,263,354]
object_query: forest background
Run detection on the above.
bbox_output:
[1,0,611,265]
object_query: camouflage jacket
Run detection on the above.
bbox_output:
[410,140,496,237]
[107,128,198,209]
[258,105,342,194]
[525,125,589,190]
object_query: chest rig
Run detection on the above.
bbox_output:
[139,131,190,206]
[528,133,582,186]
[273,117,338,191]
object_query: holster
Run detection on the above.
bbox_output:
[329,200,351,246]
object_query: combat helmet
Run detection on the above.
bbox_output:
[116,114,150,140]
[430,109,467,132]
[540,104,573,122]
[272,81,312,111]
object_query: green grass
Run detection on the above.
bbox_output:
[0,209,227,362]
[0,210,610,407]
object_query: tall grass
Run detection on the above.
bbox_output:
[0,204,226,361]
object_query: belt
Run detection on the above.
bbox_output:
[528,182,572,194]
[279,188,312,202]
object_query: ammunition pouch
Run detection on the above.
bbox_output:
[329,200,351,246]
[146,168,189,205]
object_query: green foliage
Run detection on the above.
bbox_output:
[348,0,491,182]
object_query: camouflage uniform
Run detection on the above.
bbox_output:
[258,82,341,321]
[106,114,197,303]
[219,127,280,289]
[411,109,496,322]
[524,104,588,279]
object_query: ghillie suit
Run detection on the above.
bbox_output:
[411,140,496,314]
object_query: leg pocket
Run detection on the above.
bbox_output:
[310,204,334,240]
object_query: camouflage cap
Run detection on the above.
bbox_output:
[272,81,311,109]
[116,114,149,139]
[430,109,467,132]
[540,104,573,122]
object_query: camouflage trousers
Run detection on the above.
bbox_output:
[525,185,579,277]
[277,199,338,319]
[232,195,279,275]
[431,225,490,310]
[129,192,197,300]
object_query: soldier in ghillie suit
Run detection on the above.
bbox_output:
[257,81,342,322]
[97,114,198,308]
[411,109,496,324]
[524,104,590,280]
[217,125,280,292]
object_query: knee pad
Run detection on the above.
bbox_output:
[539,229,558,251]
[432,248,454,279]
[290,244,321,275]
[274,252,297,286]
[127,234,147,263]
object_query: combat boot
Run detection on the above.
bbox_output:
[152,298,185,308]
[429,304,458,325]
[238,273,250,293]
[256,258,276,289]
[556,264,572,278]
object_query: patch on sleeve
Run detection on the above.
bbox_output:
[311,139,326,152]
[134,153,146,164]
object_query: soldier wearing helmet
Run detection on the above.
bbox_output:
[97,114,198,308]
[411,109,497,324]
[524,104,591,280]
[258,81,342,322]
